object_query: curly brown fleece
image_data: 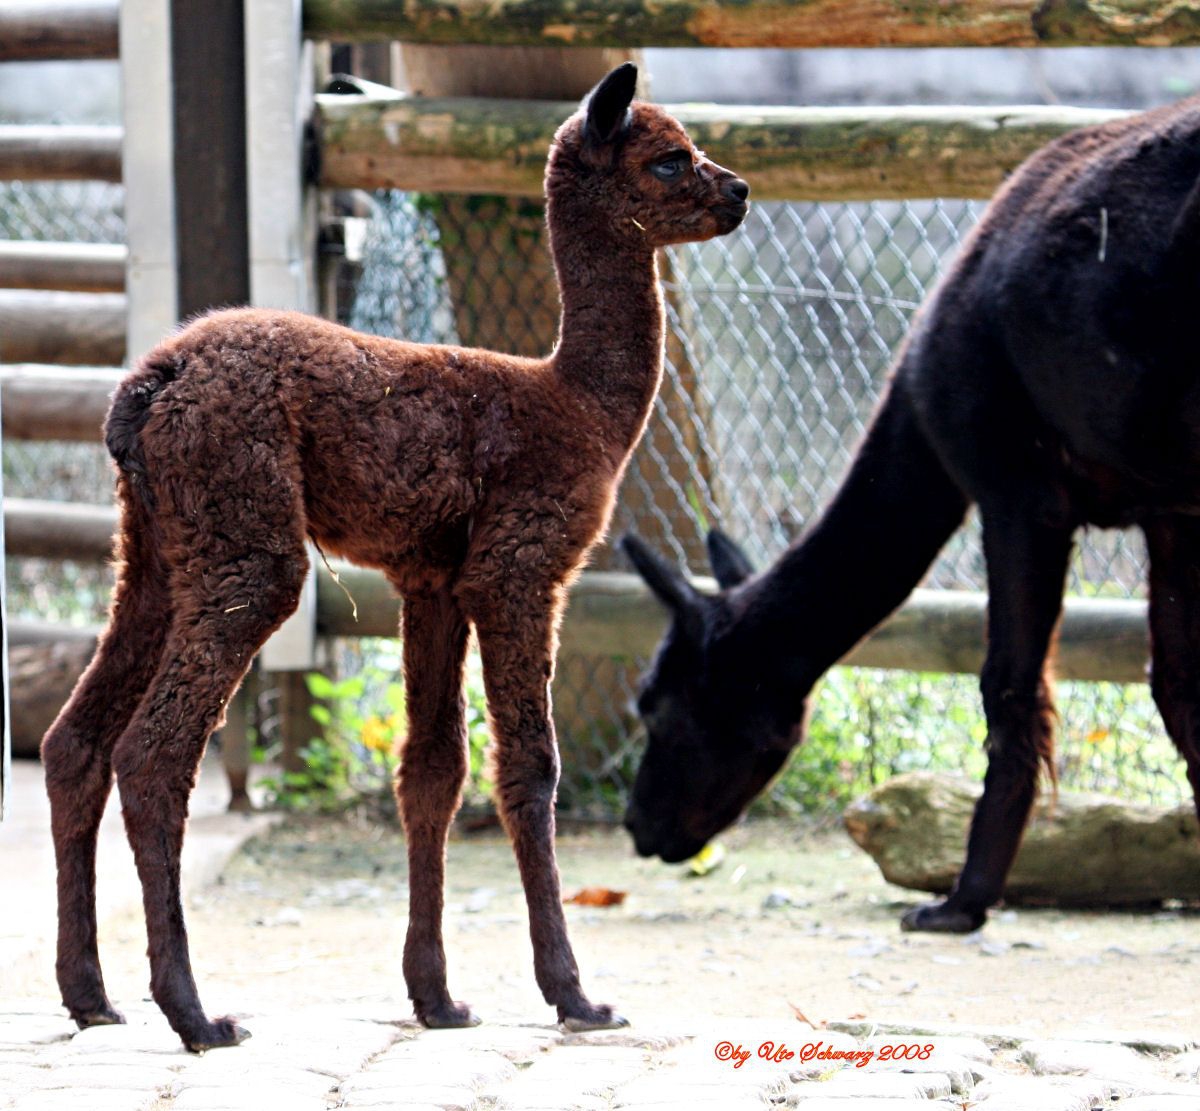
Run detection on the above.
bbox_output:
[40,63,749,1051]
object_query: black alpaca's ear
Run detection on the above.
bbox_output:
[706,529,755,590]
[584,62,637,146]
[621,533,706,640]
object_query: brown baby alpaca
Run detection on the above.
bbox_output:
[39,63,748,1051]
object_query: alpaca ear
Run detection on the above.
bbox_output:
[584,62,637,146]
[706,529,755,589]
[621,533,706,639]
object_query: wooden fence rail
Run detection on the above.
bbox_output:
[0,241,125,293]
[2,497,1152,684]
[316,94,1128,202]
[302,0,1200,50]
[0,366,119,441]
[0,291,125,366]
[0,125,122,183]
[0,1,119,62]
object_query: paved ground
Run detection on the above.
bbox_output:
[1,758,1197,1110]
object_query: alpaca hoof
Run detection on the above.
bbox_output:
[559,1003,629,1032]
[418,1000,481,1029]
[901,900,985,934]
[74,1004,126,1029]
[184,1016,252,1052]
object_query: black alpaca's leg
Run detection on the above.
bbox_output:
[472,601,626,1031]
[903,507,1073,932]
[42,486,170,1027]
[113,551,305,1050]
[1144,517,1200,804]
[396,589,478,1028]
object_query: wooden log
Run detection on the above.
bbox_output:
[4,497,116,561]
[9,638,96,758]
[9,619,101,646]
[303,0,1200,50]
[0,241,125,292]
[843,771,1200,907]
[316,565,1151,685]
[0,2,119,62]
[0,125,122,182]
[6,501,1150,687]
[0,365,121,442]
[0,290,125,365]
[316,95,1127,202]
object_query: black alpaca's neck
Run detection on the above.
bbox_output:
[547,189,664,453]
[726,381,969,716]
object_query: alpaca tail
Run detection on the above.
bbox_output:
[104,349,181,504]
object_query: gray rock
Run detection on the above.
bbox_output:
[844,771,1200,906]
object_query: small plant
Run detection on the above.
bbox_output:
[259,644,495,814]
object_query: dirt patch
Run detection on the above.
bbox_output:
[74,815,1200,1037]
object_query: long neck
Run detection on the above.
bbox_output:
[726,380,969,714]
[547,190,664,454]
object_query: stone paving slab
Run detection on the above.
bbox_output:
[0,1006,1195,1110]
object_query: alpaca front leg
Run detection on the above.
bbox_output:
[474,616,627,1031]
[396,591,479,1028]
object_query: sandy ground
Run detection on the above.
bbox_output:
[15,813,1200,1040]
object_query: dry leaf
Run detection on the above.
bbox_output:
[564,887,627,907]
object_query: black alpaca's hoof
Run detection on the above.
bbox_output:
[184,1016,252,1053]
[417,1000,481,1029]
[559,1002,629,1032]
[900,900,986,934]
[73,1003,126,1029]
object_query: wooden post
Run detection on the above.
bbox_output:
[170,0,249,315]
[0,385,8,820]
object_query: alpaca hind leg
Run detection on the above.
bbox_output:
[42,483,171,1027]
[473,602,626,1030]
[903,507,1073,932]
[113,549,306,1050]
[396,590,478,1027]
[1144,517,1200,806]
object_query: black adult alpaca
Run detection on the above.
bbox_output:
[623,93,1200,933]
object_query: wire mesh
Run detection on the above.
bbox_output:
[340,190,1187,816]
[2,180,124,625]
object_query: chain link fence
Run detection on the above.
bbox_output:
[341,190,1187,817]
[0,171,1185,817]
[1,177,123,624]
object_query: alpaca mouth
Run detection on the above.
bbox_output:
[715,201,749,232]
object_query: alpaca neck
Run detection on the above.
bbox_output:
[548,193,664,454]
[726,382,968,716]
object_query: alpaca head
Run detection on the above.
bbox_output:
[546,63,750,248]
[620,531,802,863]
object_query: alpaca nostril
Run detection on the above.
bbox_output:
[726,179,750,203]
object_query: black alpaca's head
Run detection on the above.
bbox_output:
[620,531,803,862]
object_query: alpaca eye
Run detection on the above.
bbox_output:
[651,158,686,182]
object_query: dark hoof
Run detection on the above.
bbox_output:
[184,1016,252,1052]
[559,1003,629,1032]
[417,1000,481,1029]
[74,1004,126,1029]
[901,900,986,934]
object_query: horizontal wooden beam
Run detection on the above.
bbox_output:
[0,125,122,182]
[0,365,121,441]
[10,499,1149,684]
[5,498,116,561]
[316,94,1127,201]
[0,2,118,62]
[0,291,125,365]
[8,619,100,646]
[302,0,1200,49]
[0,241,125,292]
